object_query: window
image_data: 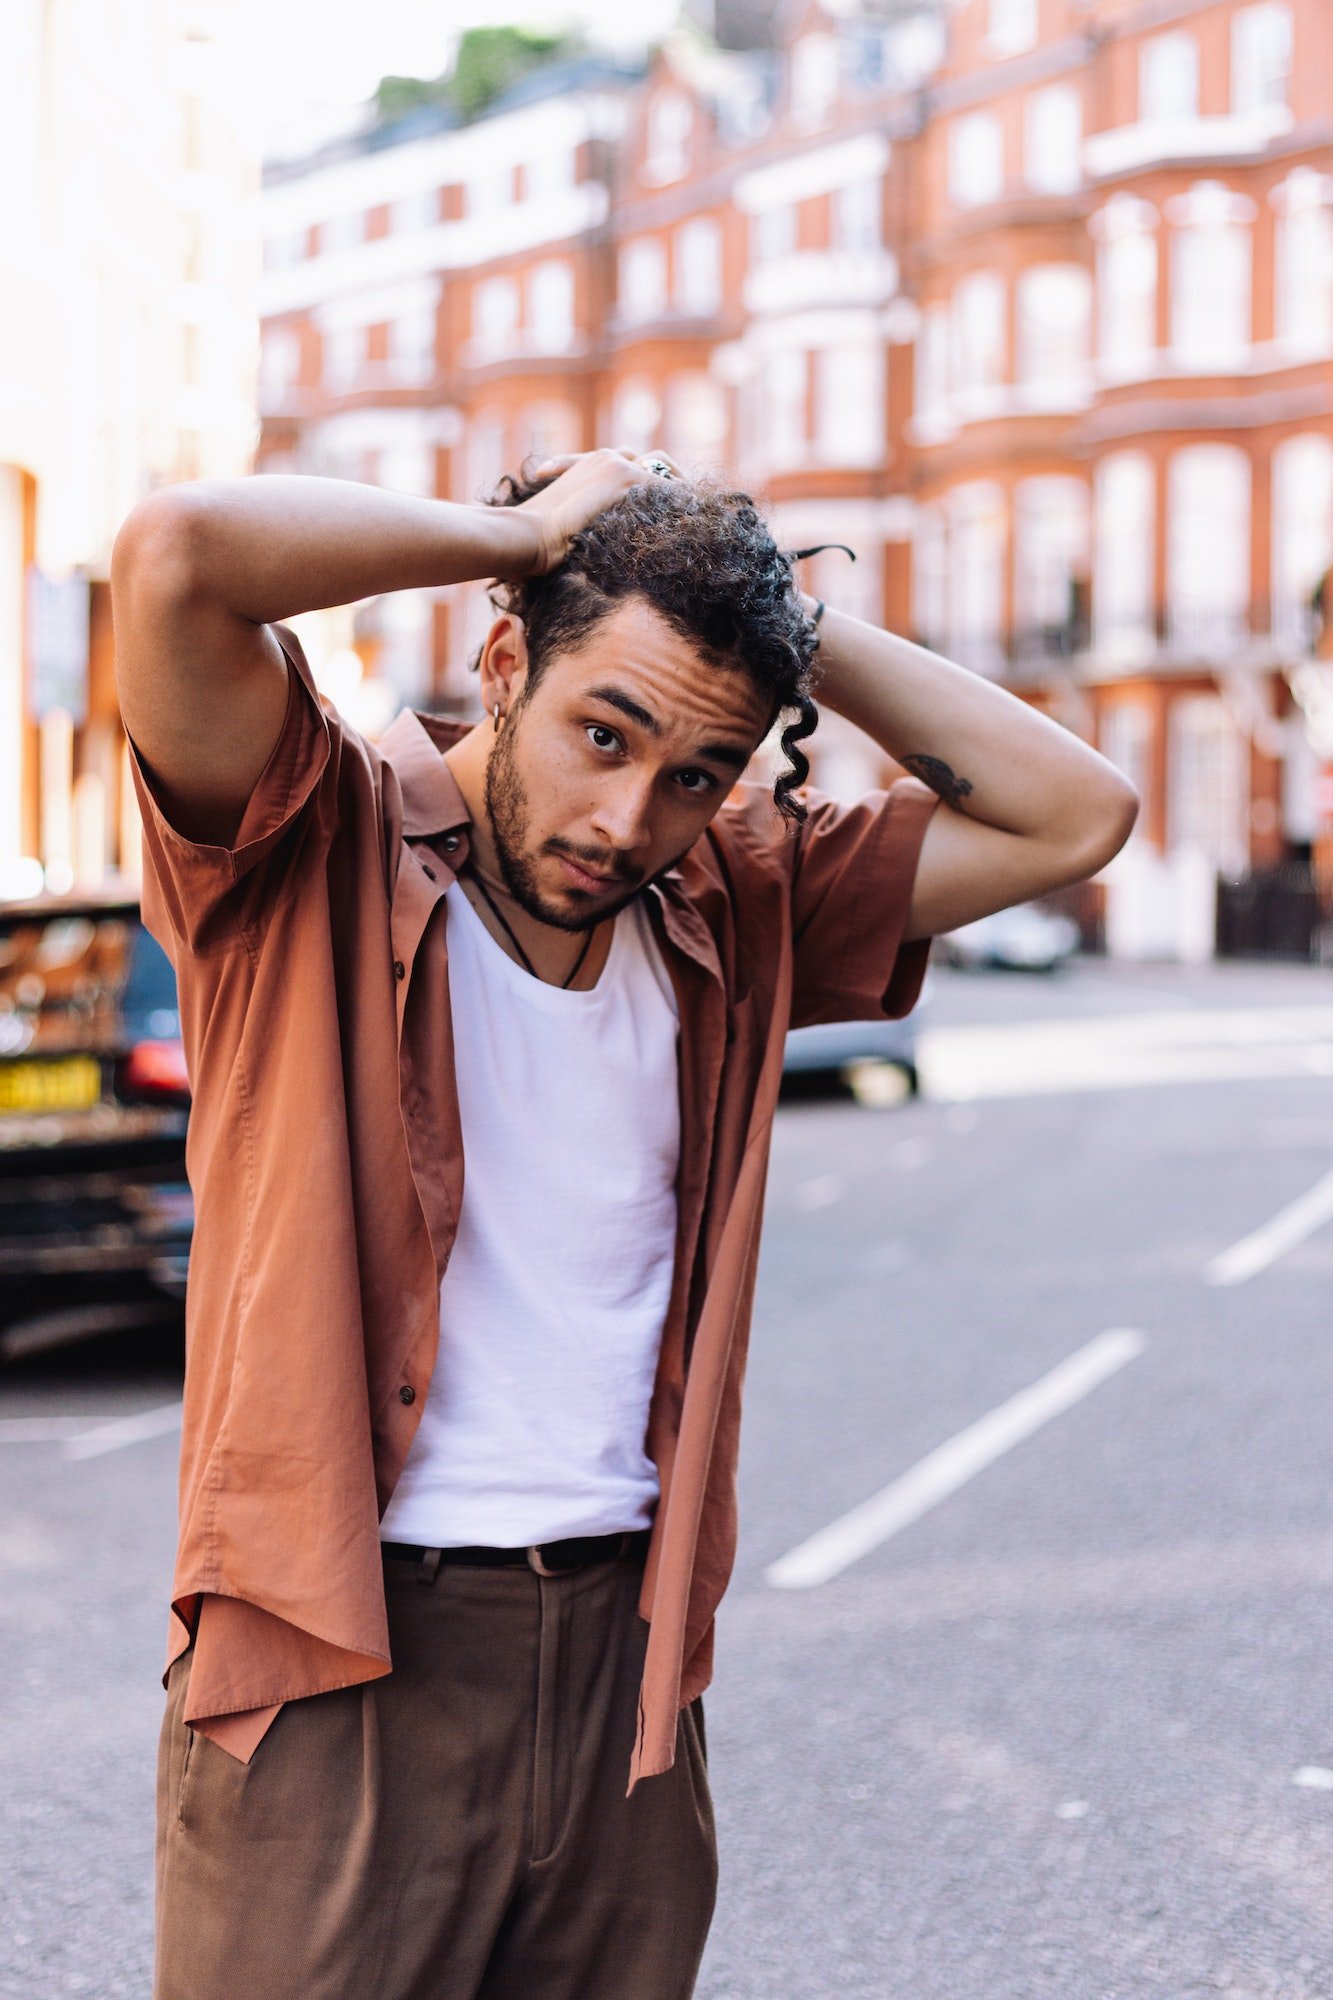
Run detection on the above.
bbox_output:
[1014,477,1089,639]
[1094,452,1155,654]
[378,441,433,497]
[1099,701,1152,811]
[674,219,722,316]
[1231,3,1292,115]
[618,238,667,324]
[611,379,661,456]
[524,149,575,201]
[915,303,951,428]
[766,348,808,469]
[665,373,728,463]
[833,179,882,253]
[322,324,362,393]
[519,401,581,463]
[1271,435,1333,648]
[1168,694,1249,870]
[815,343,883,465]
[791,33,840,128]
[467,166,512,217]
[987,0,1037,57]
[259,326,300,409]
[1024,85,1081,195]
[1167,444,1250,652]
[321,212,364,255]
[1096,197,1158,376]
[1273,169,1333,351]
[951,270,1006,399]
[946,482,1006,674]
[1016,265,1090,401]
[392,189,438,235]
[390,305,436,383]
[1139,32,1197,122]
[948,112,1004,208]
[467,410,507,500]
[529,260,574,352]
[751,205,796,265]
[644,91,692,185]
[1169,185,1252,369]
[473,276,519,351]
[913,502,948,650]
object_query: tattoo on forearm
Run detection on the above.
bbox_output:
[901,754,974,811]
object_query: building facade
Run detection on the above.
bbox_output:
[1,0,259,895]
[256,0,1333,958]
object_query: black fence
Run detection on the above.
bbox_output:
[1215,864,1323,962]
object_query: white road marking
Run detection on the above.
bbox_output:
[765,1327,1147,1590]
[1203,1167,1333,1287]
[1292,1766,1333,1790]
[919,1005,1333,1103]
[62,1402,184,1460]
[796,1174,842,1211]
[0,1416,96,1443]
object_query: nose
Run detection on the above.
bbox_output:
[588,771,655,858]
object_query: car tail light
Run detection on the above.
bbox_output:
[120,1039,192,1101]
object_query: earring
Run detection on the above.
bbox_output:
[492,702,503,732]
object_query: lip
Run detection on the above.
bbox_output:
[554,853,619,894]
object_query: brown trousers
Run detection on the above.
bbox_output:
[154,1546,717,2000]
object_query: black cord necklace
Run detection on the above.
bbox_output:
[466,867,596,990]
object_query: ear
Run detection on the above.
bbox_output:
[477,613,530,719]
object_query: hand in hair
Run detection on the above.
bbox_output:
[505,448,678,577]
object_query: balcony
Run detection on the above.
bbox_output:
[743,248,898,317]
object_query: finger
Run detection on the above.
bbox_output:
[532,454,578,477]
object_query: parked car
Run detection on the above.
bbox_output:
[0,894,192,1360]
[783,972,929,1096]
[938,901,1081,974]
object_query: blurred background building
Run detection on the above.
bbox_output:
[4,0,1332,961]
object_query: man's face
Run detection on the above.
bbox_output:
[485,597,772,932]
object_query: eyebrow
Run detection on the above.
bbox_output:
[585,684,752,772]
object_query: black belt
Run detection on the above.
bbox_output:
[382,1527,651,1582]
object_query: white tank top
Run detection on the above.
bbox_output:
[379,880,681,1548]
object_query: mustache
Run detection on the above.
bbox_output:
[544,838,643,888]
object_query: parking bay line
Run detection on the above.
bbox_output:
[1203,1166,1333,1288]
[0,1403,185,1457]
[764,1328,1148,1591]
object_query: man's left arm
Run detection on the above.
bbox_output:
[804,599,1140,941]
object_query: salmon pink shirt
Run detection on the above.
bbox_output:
[129,626,938,1794]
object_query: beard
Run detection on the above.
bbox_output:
[484,706,667,933]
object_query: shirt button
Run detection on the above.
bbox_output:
[421,863,436,881]
[399,1384,416,1405]
[442,833,461,853]
[393,959,405,980]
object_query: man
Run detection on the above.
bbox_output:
[111,447,1137,2000]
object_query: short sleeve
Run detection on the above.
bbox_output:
[128,623,333,960]
[788,777,939,1030]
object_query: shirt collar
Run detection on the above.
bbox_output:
[379,708,473,840]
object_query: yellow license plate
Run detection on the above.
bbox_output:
[0,1056,103,1113]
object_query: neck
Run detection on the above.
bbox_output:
[442,722,607,988]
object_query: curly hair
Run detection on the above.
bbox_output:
[477,464,820,824]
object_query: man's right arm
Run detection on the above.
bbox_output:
[110,475,552,847]
[111,453,665,846]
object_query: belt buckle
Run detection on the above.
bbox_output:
[526,1543,564,1577]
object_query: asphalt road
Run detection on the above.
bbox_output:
[3,959,1333,2000]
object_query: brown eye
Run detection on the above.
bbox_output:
[586,724,620,752]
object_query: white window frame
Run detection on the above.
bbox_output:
[948,111,1004,209]
[1231,3,1292,116]
[1139,32,1198,123]
[1024,84,1082,196]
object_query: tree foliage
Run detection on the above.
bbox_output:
[376,27,576,127]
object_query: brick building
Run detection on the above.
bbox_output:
[257,0,1333,959]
